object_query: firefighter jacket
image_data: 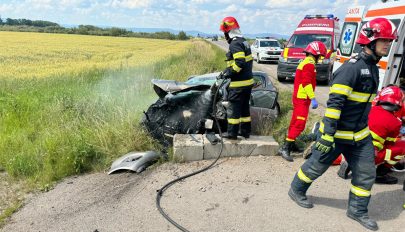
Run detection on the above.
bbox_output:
[369,105,404,165]
[320,51,379,144]
[224,37,254,88]
[369,105,402,150]
[293,56,317,102]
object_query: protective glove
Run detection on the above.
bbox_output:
[400,126,405,135]
[217,71,225,80]
[315,134,334,154]
[311,98,318,109]
[218,68,233,80]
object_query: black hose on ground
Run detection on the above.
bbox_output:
[156,78,226,232]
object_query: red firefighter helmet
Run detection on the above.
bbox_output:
[394,101,405,118]
[219,16,240,33]
[377,85,404,111]
[304,41,327,57]
[356,17,398,45]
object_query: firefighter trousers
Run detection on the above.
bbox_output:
[375,140,405,166]
[226,87,252,137]
[287,99,311,141]
[291,135,376,215]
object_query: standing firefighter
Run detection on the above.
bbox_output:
[288,18,397,231]
[218,16,253,140]
[278,41,327,162]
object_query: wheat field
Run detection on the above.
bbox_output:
[0,31,191,79]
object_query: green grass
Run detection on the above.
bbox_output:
[0,201,23,227]
[0,40,226,187]
[263,89,322,147]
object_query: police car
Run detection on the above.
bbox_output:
[251,38,283,63]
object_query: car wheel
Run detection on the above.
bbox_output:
[277,75,286,82]
[257,54,261,64]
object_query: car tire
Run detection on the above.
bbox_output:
[257,54,261,64]
[277,75,286,82]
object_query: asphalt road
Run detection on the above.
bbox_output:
[210,39,330,115]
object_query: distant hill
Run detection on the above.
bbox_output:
[244,33,290,40]
[63,24,290,40]
[129,27,289,39]
[129,27,214,37]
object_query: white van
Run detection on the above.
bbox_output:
[333,0,405,90]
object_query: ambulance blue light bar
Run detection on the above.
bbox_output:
[305,14,334,19]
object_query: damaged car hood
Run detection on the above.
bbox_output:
[151,79,211,98]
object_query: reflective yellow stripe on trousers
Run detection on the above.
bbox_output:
[351,185,370,197]
[297,168,313,183]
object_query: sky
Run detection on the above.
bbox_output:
[0,0,370,35]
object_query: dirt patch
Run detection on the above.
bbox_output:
[0,171,28,223]
[2,156,404,232]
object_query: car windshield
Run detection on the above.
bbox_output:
[185,76,216,85]
[260,41,280,47]
[287,34,332,49]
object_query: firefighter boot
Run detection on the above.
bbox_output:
[347,192,378,231]
[290,141,304,152]
[221,132,238,140]
[278,141,293,162]
[289,174,313,208]
[375,164,397,185]
[337,161,351,179]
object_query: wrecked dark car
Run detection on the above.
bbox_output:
[141,71,280,145]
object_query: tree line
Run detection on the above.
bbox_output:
[0,17,189,40]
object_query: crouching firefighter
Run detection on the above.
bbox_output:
[278,41,327,162]
[288,17,397,231]
[338,85,405,184]
[218,16,253,140]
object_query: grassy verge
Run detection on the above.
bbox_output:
[259,89,322,148]
[0,40,226,224]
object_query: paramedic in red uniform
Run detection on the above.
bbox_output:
[371,85,405,182]
[278,41,327,162]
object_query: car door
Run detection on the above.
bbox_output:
[250,73,277,109]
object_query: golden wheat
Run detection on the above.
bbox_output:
[0,31,191,79]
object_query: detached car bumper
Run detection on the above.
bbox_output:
[277,62,331,82]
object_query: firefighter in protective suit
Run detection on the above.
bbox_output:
[288,17,397,231]
[218,16,253,140]
[278,41,327,162]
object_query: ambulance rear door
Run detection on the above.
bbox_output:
[333,6,365,73]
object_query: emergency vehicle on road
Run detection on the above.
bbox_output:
[251,37,283,63]
[277,14,341,83]
[333,0,404,90]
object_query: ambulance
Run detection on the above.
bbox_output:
[277,14,341,83]
[333,0,405,90]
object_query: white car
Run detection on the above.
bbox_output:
[251,38,283,63]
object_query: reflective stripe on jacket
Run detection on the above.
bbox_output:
[293,56,316,101]
[369,105,402,150]
[225,37,253,88]
[321,51,379,144]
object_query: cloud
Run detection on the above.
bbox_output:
[0,0,372,35]
[0,3,14,12]
[25,0,53,9]
[110,0,153,9]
